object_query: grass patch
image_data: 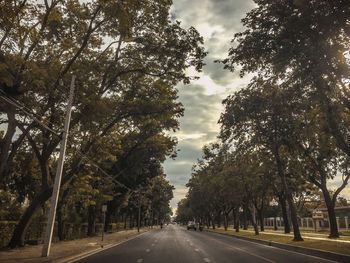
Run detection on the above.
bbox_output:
[208,228,350,256]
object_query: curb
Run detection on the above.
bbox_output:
[206,230,350,263]
[55,230,152,263]
[205,230,350,263]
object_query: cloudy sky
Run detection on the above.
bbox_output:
[164,0,256,211]
[164,0,350,212]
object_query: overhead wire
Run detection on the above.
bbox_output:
[1,83,143,194]
[78,153,131,191]
[0,93,61,137]
[0,89,49,121]
[0,89,63,137]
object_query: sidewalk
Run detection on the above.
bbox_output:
[0,228,152,263]
[242,229,350,243]
[208,227,350,256]
[208,228,350,262]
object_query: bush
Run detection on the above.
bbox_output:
[0,221,126,248]
[0,221,17,247]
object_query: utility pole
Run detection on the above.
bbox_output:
[42,76,75,257]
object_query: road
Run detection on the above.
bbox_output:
[76,224,336,263]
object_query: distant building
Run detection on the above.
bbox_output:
[317,206,350,218]
[314,206,350,229]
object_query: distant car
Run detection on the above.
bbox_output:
[187,221,197,231]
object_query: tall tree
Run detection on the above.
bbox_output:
[1,0,206,248]
[219,81,304,241]
[222,0,350,238]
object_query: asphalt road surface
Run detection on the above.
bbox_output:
[76,224,337,263]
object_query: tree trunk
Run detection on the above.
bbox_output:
[233,208,239,232]
[87,205,96,236]
[257,209,265,232]
[278,193,291,233]
[104,207,112,232]
[57,207,65,241]
[322,187,339,238]
[8,187,52,248]
[129,212,133,229]
[243,205,248,230]
[274,150,303,241]
[224,212,228,231]
[247,206,259,235]
[285,186,302,240]
[274,217,278,231]
[123,213,127,229]
[217,211,222,228]
[211,215,215,229]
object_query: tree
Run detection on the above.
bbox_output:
[1,0,206,248]
[288,101,350,238]
[176,198,193,224]
[221,0,350,237]
[219,81,304,241]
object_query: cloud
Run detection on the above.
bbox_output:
[166,0,256,210]
[165,83,225,209]
[165,0,350,212]
[327,175,350,199]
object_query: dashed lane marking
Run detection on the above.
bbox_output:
[195,248,200,252]
[203,258,211,262]
[203,235,276,263]
[145,248,151,252]
[136,259,143,263]
[151,243,155,246]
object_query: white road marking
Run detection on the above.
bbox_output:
[136,259,143,263]
[204,235,276,263]
[203,258,211,262]
[195,248,200,252]
[151,243,155,246]
[146,248,151,252]
[189,243,193,246]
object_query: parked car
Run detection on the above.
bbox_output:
[187,221,197,231]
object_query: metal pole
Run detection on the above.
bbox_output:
[42,76,75,257]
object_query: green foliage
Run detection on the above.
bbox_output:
[176,198,193,223]
[0,0,206,247]
[0,191,23,221]
[181,1,350,239]
[208,0,350,238]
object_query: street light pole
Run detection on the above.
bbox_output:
[42,76,75,257]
